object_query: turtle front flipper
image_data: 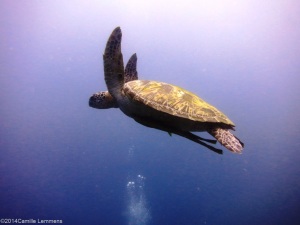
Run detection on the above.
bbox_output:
[208,128,244,153]
[134,117,223,155]
[89,53,138,109]
[171,130,223,154]
[103,27,125,99]
[125,53,138,82]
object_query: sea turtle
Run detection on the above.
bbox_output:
[90,27,244,153]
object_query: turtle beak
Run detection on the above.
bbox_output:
[89,94,100,108]
[88,91,118,109]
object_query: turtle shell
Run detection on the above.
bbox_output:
[124,80,235,126]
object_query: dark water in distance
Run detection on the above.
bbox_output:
[1,1,300,225]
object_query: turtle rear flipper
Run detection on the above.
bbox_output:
[208,128,244,154]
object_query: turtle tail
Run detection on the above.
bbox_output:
[208,128,244,154]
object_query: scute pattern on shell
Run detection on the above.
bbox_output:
[124,80,235,125]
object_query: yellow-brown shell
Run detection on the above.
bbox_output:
[124,80,235,125]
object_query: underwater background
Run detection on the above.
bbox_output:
[1,1,299,224]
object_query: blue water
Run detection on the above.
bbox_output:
[1,1,300,225]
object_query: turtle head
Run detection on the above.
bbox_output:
[89,91,118,109]
[103,27,125,100]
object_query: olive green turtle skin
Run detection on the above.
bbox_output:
[94,27,244,153]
